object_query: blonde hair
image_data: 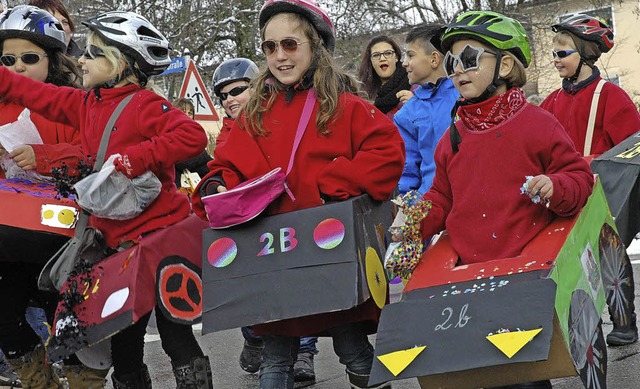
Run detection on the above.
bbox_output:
[86,32,158,91]
[501,51,527,88]
[242,12,358,137]
[552,31,576,48]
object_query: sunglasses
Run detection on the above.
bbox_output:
[552,49,578,59]
[0,52,47,66]
[371,50,396,61]
[260,39,308,56]
[219,85,249,101]
[82,45,106,60]
[443,44,497,78]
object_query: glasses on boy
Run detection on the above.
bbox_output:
[551,49,578,59]
[443,44,497,78]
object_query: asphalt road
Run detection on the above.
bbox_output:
[106,255,640,389]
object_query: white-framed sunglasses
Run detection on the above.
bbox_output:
[443,44,498,78]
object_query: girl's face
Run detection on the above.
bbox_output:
[1,38,49,82]
[77,45,115,89]
[370,41,397,82]
[50,9,71,47]
[220,80,251,119]
[552,41,580,79]
[263,14,312,86]
[448,39,499,100]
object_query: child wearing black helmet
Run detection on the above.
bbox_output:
[540,14,639,347]
[0,9,211,389]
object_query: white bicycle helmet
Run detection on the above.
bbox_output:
[82,11,171,76]
[0,5,66,51]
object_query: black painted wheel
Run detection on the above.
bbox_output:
[599,224,635,328]
[568,289,607,389]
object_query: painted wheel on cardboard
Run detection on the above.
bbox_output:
[568,289,607,389]
[156,256,202,324]
[599,223,636,329]
[365,247,388,308]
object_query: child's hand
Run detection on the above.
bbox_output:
[525,175,553,201]
[396,90,414,103]
[8,145,36,170]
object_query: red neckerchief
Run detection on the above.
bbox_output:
[460,87,526,132]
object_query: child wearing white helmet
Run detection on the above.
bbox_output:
[0,9,211,389]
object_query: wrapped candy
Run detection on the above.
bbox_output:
[384,190,432,279]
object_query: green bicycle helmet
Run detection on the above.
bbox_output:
[437,11,531,68]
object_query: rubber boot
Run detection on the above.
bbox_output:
[346,369,391,389]
[171,356,213,389]
[111,365,151,389]
[6,346,60,389]
[64,365,108,389]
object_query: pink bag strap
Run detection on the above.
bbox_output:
[283,89,316,201]
[286,88,316,175]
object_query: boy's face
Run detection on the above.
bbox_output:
[403,39,436,85]
[552,40,580,79]
[448,39,498,100]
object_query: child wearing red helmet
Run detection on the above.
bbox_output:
[541,14,640,157]
[540,13,639,347]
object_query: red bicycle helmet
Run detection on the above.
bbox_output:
[259,0,335,52]
[552,14,614,53]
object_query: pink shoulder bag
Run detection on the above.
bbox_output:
[202,89,316,229]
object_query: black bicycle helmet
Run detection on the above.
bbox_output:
[82,11,171,76]
[0,5,66,51]
[212,58,259,97]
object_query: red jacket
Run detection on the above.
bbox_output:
[422,101,594,264]
[0,67,208,248]
[215,117,233,148]
[541,77,640,155]
[0,101,83,179]
[193,89,405,335]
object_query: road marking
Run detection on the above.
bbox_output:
[631,259,640,265]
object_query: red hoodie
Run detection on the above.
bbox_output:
[0,67,208,248]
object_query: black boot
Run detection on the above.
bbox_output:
[111,365,152,389]
[346,369,391,389]
[172,356,213,389]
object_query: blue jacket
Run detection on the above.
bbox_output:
[395,77,459,195]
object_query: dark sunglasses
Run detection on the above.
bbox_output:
[82,45,106,60]
[260,38,308,56]
[552,49,578,59]
[219,86,249,101]
[443,44,497,78]
[0,52,47,66]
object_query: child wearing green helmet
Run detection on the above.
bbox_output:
[398,12,595,387]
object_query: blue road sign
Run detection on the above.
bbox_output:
[161,57,186,75]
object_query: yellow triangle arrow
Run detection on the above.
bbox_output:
[377,346,426,376]
[486,328,543,358]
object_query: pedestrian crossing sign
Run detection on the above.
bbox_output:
[178,60,219,121]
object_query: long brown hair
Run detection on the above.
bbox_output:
[357,35,403,101]
[242,12,358,137]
